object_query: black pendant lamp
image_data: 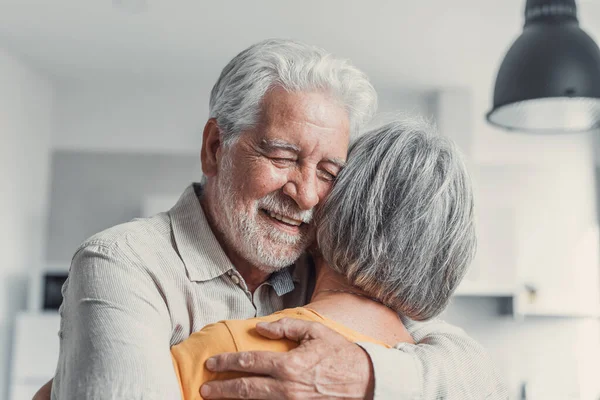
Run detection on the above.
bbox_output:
[486,0,600,133]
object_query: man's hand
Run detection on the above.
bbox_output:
[200,318,375,399]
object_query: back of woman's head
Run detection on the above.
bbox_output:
[316,119,476,321]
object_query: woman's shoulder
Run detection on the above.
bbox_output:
[221,308,321,352]
[191,308,390,352]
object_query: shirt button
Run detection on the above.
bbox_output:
[231,275,240,285]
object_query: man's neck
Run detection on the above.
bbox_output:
[199,190,270,293]
[232,263,271,293]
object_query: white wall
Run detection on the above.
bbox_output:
[54,82,210,154]
[52,82,434,154]
[0,48,54,400]
[443,299,600,399]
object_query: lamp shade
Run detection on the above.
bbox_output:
[487,0,600,133]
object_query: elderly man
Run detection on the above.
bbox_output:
[37,39,504,400]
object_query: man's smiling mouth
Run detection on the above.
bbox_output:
[261,209,304,227]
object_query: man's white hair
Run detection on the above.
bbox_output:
[209,38,377,143]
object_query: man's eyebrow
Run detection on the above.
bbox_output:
[260,139,301,153]
[260,139,346,168]
[324,157,347,169]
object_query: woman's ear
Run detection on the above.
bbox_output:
[201,118,222,177]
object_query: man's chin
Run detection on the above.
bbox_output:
[250,244,307,272]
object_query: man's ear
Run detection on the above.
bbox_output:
[201,118,222,177]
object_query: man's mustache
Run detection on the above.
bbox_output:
[258,192,314,224]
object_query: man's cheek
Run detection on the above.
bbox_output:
[236,163,280,193]
[317,182,335,203]
[253,166,291,193]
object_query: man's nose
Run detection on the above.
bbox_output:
[282,167,319,211]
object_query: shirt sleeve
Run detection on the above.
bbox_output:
[51,240,181,400]
[357,318,508,400]
[170,322,240,400]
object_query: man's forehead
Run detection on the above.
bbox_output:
[263,87,344,123]
[261,88,349,132]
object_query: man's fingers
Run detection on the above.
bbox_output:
[206,350,285,375]
[201,376,285,399]
[255,317,323,342]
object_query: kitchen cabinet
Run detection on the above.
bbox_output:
[433,86,600,318]
[453,162,600,319]
[10,312,60,400]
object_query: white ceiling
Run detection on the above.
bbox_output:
[0,0,599,89]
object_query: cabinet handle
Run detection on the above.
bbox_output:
[524,283,537,303]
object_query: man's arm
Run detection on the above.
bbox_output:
[201,318,507,400]
[358,317,508,399]
[51,241,180,399]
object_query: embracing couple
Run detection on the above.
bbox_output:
[35,39,506,399]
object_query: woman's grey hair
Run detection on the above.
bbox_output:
[209,38,377,143]
[316,119,476,321]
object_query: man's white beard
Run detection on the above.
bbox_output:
[213,158,313,274]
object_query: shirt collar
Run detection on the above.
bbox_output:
[267,267,296,296]
[169,183,234,282]
[169,183,299,296]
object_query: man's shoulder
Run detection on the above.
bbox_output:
[77,212,172,255]
[68,212,182,288]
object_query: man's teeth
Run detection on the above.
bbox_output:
[268,211,302,226]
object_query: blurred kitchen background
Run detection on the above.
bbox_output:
[1,1,600,399]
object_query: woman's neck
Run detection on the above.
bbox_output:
[306,257,414,346]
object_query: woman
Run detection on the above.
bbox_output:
[170,118,476,399]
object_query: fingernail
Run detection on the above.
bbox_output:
[206,357,216,370]
[200,384,212,397]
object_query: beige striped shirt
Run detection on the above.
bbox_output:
[52,183,507,400]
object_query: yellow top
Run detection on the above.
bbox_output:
[170,307,391,400]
